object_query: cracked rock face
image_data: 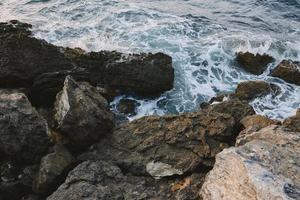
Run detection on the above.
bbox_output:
[200,125,300,200]
[0,89,50,164]
[54,76,114,149]
[79,108,242,179]
[271,60,300,86]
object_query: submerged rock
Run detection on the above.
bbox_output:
[0,89,50,163]
[116,98,140,116]
[235,80,280,101]
[271,60,300,85]
[54,76,114,149]
[0,20,174,106]
[236,52,274,75]
[200,125,300,200]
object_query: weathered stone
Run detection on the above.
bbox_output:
[236,52,274,75]
[240,114,280,130]
[79,109,237,179]
[283,108,300,132]
[54,76,114,149]
[271,60,300,85]
[47,160,207,200]
[0,89,50,163]
[33,145,75,195]
[0,21,174,106]
[235,80,280,101]
[200,125,300,200]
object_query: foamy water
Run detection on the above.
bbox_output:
[1,0,300,120]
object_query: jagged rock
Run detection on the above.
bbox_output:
[0,21,174,106]
[203,98,255,127]
[0,89,50,163]
[116,98,140,116]
[33,145,75,195]
[54,76,114,149]
[200,125,300,200]
[271,60,300,85]
[47,160,207,200]
[236,52,274,75]
[79,108,242,179]
[283,108,300,132]
[235,80,280,101]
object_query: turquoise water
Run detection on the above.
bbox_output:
[1,0,300,120]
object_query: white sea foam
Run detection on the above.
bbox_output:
[1,0,300,120]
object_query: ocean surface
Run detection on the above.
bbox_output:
[1,0,300,120]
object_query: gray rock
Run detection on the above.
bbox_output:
[54,76,114,149]
[33,145,75,195]
[0,89,50,163]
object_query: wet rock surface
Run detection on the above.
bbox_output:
[0,89,50,164]
[116,98,140,116]
[54,76,114,149]
[0,20,174,106]
[235,80,280,101]
[200,125,300,200]
[236,52,274,75]
[271,60,300,85]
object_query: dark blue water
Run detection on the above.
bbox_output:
[1,0,300,120]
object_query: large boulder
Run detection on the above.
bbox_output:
[33,145,75,195]
[236,52,274,75]
[47,160,206,200]
[79,99,255,179]
[235,80,280,101]
[271,60,300,85]
[200,125,300,200]
[54,76,114,149]
[0,20,174,106]
[0,89,50,163]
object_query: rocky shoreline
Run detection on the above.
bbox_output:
[0,20,299,200]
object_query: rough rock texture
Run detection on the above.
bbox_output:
[54,76,114,149]
[47,160,207,200]
[240,115,280,129]
[0,162,39,200]
[271,60,300,85]
[0,20,174,106]
[79,98,255,181]
[33,145,75,195]
[283,108,300,132]
[0,89,50,163]
[236,52,274,75]
[200,125,300,200]
[235,80,280,101]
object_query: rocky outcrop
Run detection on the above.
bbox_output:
[283,108,300,132]
[0,89,50,164]
[271,60,300,85]
[79,98,255,178]
[200,125,300,200]
[235,80,280,101]
[0,20,174,106]
[33,145,75,195]
[236,52,274,75]
[47,160,207,200]
[54,76,114,149]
